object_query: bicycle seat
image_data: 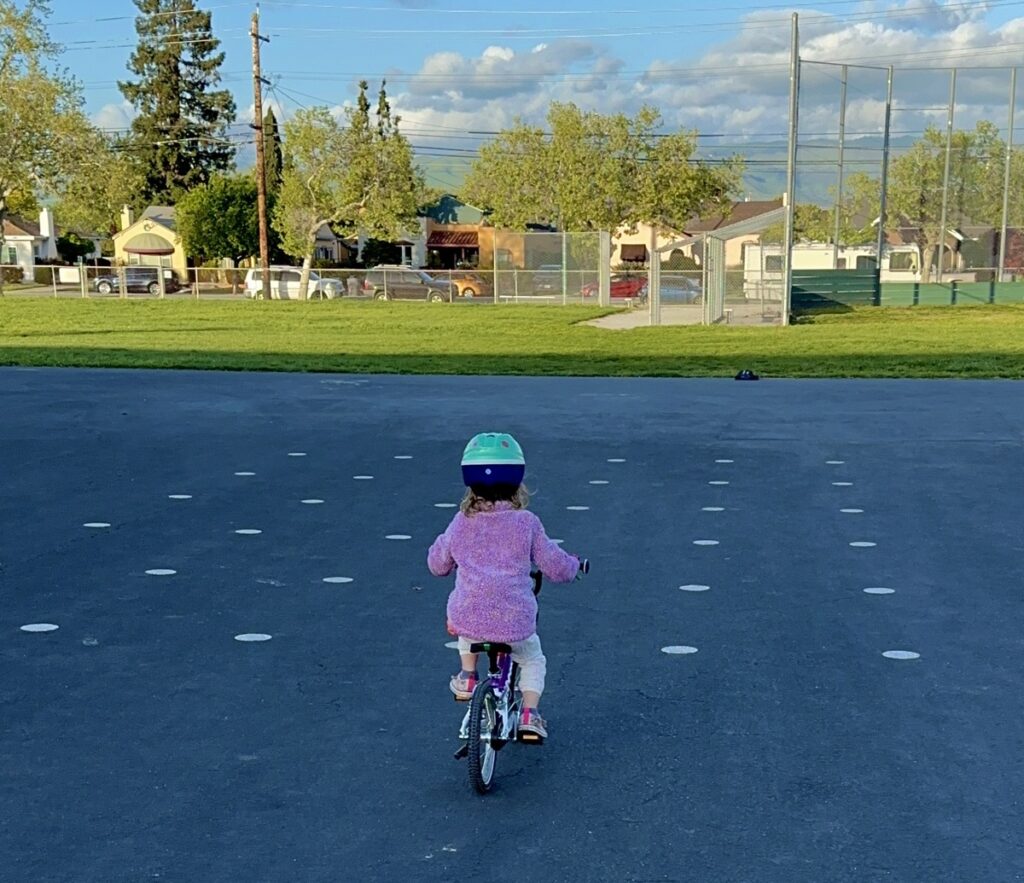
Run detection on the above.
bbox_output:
[469,641,513,655]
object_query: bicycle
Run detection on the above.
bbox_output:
[452,560,589,794]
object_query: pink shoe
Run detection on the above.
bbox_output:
[518,707,548,741]
[449,671,477,701]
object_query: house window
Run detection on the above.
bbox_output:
[3,246,16,265]
[889,251,917,272]
[496,249,513,269]
[856,255,877,271]
[836,258,847,269]
[764,255,783,272]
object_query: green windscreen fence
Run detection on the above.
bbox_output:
[791,270,880,311]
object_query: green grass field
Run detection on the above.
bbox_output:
[0,299,1022,378]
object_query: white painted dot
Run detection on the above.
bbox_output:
[145,569,176,576]
[235,529,263,535]
[394,455,413,460]
[708,481,730,486]
[82,636,99,646]
[20,623,59,633]
[607,458,626,463]
[301,499,325,505]
[566,505,590,511]
[715,459,734,464]
[235,471,255,476]
[354,475,374,480]
[168,494,192,500]
[832,481,854,487]
[322,577,354,584]
[386,534,412,540]
[444,641,460,649]
[434,502,457,508]
[679,584,710,592]
[693,539,719,546]
[661,645,698,655]
[235,633,272,642]
[850,541,876,548]
[83,522,111,528]
[826,460,845,465]
[840,508,864,514]
[589,480,609,485]
[288,452,307,457]
[701,506,725,512]
[882,650,920,660]
[864,587,895,595]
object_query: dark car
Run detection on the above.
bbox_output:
[94,266,181,295]
[362,267,456,302]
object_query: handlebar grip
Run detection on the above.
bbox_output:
[579,558,590,575]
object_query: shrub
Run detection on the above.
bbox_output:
[2,266,23,284]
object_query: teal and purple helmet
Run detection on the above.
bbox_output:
[461,432,525,488]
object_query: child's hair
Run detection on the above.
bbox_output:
[460,482,530,515]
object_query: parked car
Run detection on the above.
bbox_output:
[531,264,564,294]
[93,266,181,295]
[581,275,649,301]
[660,275,702,304]
[362,266,456,302]
[243,267,343,300]
[449,271,491,298]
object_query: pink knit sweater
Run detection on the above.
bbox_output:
[427,502,581,643]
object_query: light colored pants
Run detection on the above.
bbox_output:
[458,633,547,697]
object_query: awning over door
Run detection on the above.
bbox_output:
[427,231,479,248]
[123,233,174,256]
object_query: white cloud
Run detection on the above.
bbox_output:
[92,101,135,132]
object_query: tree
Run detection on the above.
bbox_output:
[463,103,741,233]
[119,0,236,204]
[263,107,283,198]
[272,81,423,298]
[0,0,89,295]
[56,232,94,264]
[177,175,261,291]
[886,122,1006,281]
[51,131,144,238]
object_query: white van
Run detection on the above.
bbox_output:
[243,266,344,300]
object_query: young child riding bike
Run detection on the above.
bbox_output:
[427,432,584,740]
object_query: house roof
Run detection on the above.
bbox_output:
[683,199,784,233]
[3,215,41,238]
[140,205,177,231]
[423,195,486,225]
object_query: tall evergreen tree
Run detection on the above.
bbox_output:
[263,107,283,197]
[119,0,236,204]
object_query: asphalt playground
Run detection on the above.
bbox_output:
[2,367,1022,883]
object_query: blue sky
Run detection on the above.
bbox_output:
[49,0,1024,192]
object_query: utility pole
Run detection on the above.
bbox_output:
[998,67,1016,284]
[782,12,800,326]
[251,8,271,301]
[832,64,848,270]
[874,66,893,307]
[937,68,956,284]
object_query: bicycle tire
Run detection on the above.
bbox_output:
[467,679,498,794]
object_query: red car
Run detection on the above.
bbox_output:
[581,275,648,300]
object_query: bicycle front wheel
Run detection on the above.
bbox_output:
[467,679,498,794]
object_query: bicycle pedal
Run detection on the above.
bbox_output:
[452,694,471,702]
[453,743,469,760]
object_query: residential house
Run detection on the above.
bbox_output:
[679,199,784,268]
[113,205,187,281]
[2,209,60,281]
[422,195,488,269]
[312,224,357,265]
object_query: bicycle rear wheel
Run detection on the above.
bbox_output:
[467,679,498,794]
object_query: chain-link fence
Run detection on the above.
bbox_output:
[791,60,1024,313]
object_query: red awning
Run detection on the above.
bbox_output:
[427,231,479,248]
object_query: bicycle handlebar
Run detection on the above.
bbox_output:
[530,558,588,596]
